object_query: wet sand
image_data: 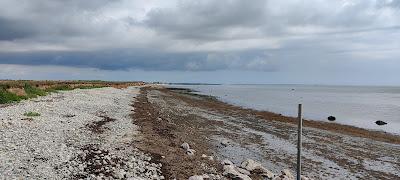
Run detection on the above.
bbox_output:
[134,86,400,179]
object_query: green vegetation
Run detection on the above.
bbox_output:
[77,85,106,89]
[24,83,47,98]
[0,83,50,104]
[0,87,27,104]
[45,85,74,91]
[0,80,140,104]
[0,84,106,104]
[24,111,41,117]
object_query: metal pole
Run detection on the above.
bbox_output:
[297,104,302,180]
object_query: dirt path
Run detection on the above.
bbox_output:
[135,86,400,179]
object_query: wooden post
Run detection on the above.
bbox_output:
[297,104,302,180]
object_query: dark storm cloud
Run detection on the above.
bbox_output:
[0,0,399,73]
[144,0,267,40]
[0,49,277,71]
[143,0,400,40]
[0,17,37,40]
[0,0,120,41]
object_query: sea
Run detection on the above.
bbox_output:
[171,84,400,134]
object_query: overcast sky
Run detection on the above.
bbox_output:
[0,0,400,85]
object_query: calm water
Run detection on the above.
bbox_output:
[172,84,400,134]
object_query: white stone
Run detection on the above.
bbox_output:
[223,165,252,180]
[240,159,275,178]
[241,159,262,171]
[301,175,311,180]
[279,169,294,180]
[221,140,230,147]
[235,167,251,175]
[188,175,204,180]
[186,149,196,156]
[181,142,190,151]
[221,159,234,166]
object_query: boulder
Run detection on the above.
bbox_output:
[201,154,214,161]
[241,159,274,178]
[221,140,230,147]
[221,159,234,166]
[223,165,252,180]
[301,175,312,180]
[202,174,210,179]
[235,167,251,175]
[186,149,196,156]
[375,120,387,126]
[277,169,294,180]
[181,142,190,151]
[327,116,336,121]
[188,175,204,180]
[254,167,275,179]
[240,159,263,171]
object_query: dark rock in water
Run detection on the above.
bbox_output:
[375,120,387,126]
[327,116,336,121]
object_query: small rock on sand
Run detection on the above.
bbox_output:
[327,116,336,121]
[375,120,387,126]
[241,159,275,178]
[201,154,214,161]
[221,159,233,166]
[188,175,204,180]
[181,142,190,151]
[276,169,295,180]
[240,159,263,171]
[223,165,252,180]
[221,140,230,146]
[235,167,251,175]
[186,149,196,156]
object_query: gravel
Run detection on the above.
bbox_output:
[0,87,163,179]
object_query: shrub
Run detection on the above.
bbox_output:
[77,85,105,89]
[24,83,47,98]
[46,85,74,91]
[0,87,26,104]
[24,111,41,117]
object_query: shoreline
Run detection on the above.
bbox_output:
[1,86,399,179]
[135,86,400,179]
[170,87,400,144]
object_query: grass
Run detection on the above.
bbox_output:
[0,86,27,104]
[0,80,138,104]
[24,83,47,98]
[45,85,74,91]
[77,85,106,89]
[24,111,41,117]
[46,85,105,91]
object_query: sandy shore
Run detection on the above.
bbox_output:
[134,86,400,179]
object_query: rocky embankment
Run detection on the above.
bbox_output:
[0,87,163,179]
[183,140,303,180]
